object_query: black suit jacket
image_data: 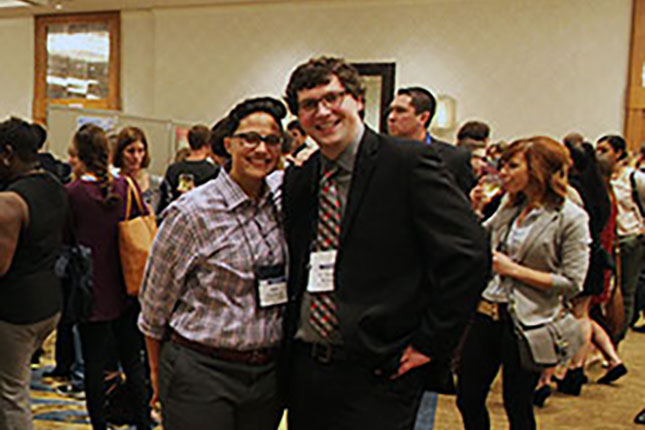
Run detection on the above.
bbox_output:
[283,128,490,374]
[429,136,476,196]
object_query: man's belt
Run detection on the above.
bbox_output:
[170,331,277,366]
[294,340,348,364]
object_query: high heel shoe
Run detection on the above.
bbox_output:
[556,367,585,395]
[597,363,627,384]
[533,385,551,407]
[635,408,645,425]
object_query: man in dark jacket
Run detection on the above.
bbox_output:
[282,56,490,430]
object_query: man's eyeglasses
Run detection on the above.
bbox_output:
[231,132,283,149]
[298,90,348,114]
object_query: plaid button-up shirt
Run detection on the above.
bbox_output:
[138,170,285,350]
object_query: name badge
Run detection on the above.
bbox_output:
[307,250,337,293]
[255,264,288,308]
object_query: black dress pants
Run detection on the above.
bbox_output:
[287,342,425,430]
[456,313,541,430]
[52,319,75,373]
[78,303,149,430]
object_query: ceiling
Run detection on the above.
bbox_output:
[0,0,292,17]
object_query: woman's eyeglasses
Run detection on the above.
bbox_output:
[232,132,283,149]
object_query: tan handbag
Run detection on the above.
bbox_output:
[119,176,157,296]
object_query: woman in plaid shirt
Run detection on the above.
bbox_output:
[138,97,288,430]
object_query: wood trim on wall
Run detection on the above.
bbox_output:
[33,11,121,125]
[352,62,396,133]
[625,0,645,151]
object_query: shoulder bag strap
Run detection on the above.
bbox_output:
[123,175,146,220]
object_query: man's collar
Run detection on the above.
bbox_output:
[321,122,364,173]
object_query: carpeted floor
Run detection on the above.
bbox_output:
[435,328,645,430]
[32,326,644,429]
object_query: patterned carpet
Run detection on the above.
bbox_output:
[30,333,287,430]
[30,332,155,430]
[31,324,644,430]
[31,365,97,429]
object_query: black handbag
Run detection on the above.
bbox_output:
[55,241,94,324]
[512,310,583,373]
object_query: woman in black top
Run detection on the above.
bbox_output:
[0,117,67,430]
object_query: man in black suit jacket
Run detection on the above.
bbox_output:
[387,87,476,195]
[282,57,490,430]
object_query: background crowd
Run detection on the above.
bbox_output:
[0,56,644,430]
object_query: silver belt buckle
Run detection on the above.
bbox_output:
[311,342,333,364]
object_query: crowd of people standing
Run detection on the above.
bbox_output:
[0,56,643,430]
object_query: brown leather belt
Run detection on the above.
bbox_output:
[170,331,277,366]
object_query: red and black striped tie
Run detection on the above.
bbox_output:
[309,166,341,339]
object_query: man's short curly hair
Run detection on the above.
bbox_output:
[284,56,365,115]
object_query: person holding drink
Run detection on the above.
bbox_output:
[157,124,219,214]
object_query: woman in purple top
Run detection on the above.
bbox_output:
[66,124,150,430]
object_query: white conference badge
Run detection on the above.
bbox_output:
[307,250,337,292]
[257,276,288,308]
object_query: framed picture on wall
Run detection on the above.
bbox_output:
[351,63,395,133]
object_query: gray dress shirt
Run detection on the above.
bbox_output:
[295,124,364,345]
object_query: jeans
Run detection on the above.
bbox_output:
[413,391,438,430]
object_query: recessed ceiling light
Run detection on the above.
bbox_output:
[0,0,30,8]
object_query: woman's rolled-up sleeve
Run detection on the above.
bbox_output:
[137,206,197,340]
[551,209,591,299]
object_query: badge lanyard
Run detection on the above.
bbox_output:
[232,189,286,270]
[218,185,288,308]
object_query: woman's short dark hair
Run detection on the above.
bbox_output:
[210,117,233,158]
[284,57,365,115]
[73,124,120,207]
[502,136,571,208]
[227,97,287,135]
[0,117,39,163]
[113,126,151,169]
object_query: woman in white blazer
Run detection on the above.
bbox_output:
[457,136,591,430]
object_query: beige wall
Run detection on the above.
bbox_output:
[0,0,633,143]
[0,16,33,119]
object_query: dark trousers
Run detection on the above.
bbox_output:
[456,313,540,430]
[78,304,149,430]
[52,319,75,373]
[158,341,283,430]
[618,235,644,340]
[287,342,425,430]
